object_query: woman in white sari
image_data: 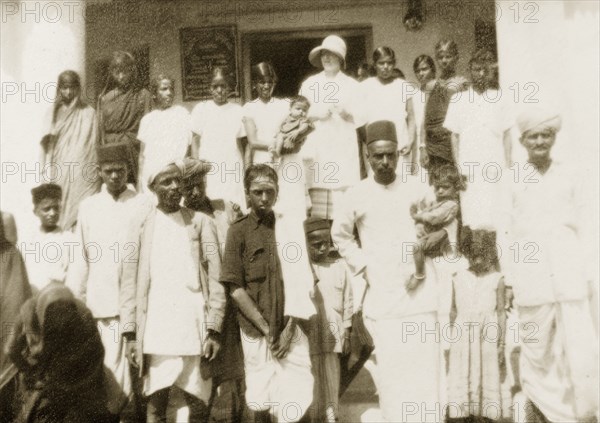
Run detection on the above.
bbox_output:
[40,71,100,231]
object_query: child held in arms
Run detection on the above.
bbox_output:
[270,95,314,159]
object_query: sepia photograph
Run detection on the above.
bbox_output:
[1,0,598,422]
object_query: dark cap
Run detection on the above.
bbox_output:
[366,120,397,145]
[304,217,331,235]
[97,142,129,164]
[31,183,62,205]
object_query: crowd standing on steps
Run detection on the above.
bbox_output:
[0,34,598,423]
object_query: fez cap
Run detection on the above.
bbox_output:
[366,120,398,145]
[304,217,331,235]
[97,142,129,164]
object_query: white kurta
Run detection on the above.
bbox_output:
[360,77,415,151]
[444,88,513,230]
[500,160,598,422]
[143,210,206,356]
[20,226,73,293]
[242,97,289,164]
[137,105,191,192]
[332,175,442,422]
[190,101,246,206]
[501,160,589,306]
[67,185,152,319]
[299,71,362,191]
[332,175,438,320]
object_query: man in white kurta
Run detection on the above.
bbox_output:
[332,121,442,422]
[136,162,225,422]
[500,108,598,422]
[66,143,152,414]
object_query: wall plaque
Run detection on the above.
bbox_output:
[180,26,239,101]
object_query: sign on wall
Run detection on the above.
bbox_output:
[180,26,239,101]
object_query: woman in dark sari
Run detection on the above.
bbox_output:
[7,282,117,423]
[98,51,152,185]
[422,39,469,174]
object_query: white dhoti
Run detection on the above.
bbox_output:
[143,355,211,403]
[365,312,442,423]
[518,300,599,422]
[97,317,131,413]
[241,327,313,422]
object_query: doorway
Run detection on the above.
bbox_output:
[241,27,373,101]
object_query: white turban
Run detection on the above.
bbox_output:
[147,160,185,190]
[516,106,562,134]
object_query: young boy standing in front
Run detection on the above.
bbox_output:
[221,164,314,423]
[305,217,353,423]
[22,183,73,293]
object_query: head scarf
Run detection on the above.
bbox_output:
[147,160,185,190]
[6,282,111,419]
[182,157,211,181]
[516,106,562,134]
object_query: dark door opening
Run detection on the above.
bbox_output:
[242,27,372,101]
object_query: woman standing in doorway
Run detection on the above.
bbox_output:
[98,51,152,186]
[299,35,362,220]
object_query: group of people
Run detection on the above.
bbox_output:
[0,32,598,423]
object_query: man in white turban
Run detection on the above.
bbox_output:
[132,161,226,422]
[500,107,598,422]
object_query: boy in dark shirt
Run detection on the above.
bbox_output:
[220,164,313,423]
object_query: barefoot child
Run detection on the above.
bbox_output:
[305,217,353,422]
[270,95,314,158]
[408,164,462,290]
[447,230,507,422]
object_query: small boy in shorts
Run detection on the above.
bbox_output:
[305,217,353,422]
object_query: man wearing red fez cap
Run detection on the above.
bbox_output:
[66,141,153,416]
[332,120,441,422]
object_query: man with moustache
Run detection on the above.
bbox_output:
[500,108,598,422]
[332,121,442,422]
[131,161,226,422]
